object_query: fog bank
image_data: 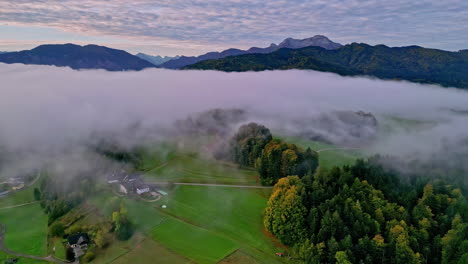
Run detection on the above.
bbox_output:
[1,63,467,176]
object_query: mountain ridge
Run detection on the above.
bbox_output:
[0,43,155,71]
[160,35,342,69]
[185,43,468,89]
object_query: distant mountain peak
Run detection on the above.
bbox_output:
[278,35,342,50]
[135,53,180,65]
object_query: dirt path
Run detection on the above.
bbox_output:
[0,223,71,264]
[0,201,39,210]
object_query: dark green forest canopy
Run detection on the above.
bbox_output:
[186,43,468,89]
[229,122,272,167]
[264,158,468,264]
[226,123,319,185]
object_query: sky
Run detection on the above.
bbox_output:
[0,0,467,56]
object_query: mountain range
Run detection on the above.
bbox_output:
[186,43,468,89]
[0,37,467,89]
[0,44,155,71]
[135,53,180,65]
[160,35,342,69]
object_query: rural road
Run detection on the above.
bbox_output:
[146,182,273,189]
[0,223,71,264]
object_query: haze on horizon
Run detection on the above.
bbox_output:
[0,0,467,56]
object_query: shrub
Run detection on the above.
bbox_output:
[49,222,65,237]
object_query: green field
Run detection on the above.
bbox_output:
[110,237,193,264]
[220,250,262,264]
[154,185,282,264]
[88,148,285,264]
[283,137,362,169]
[152,217,238,264]
[0,183,36,208]
[0,203,48,256]
[51,238,66,260]
[143,154,259,185]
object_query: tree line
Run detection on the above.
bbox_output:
[263,158,468,264]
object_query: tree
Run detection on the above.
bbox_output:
[264,176,308,245]
[335,251,352,264]
[82,251,95,263]
[33,188,41,201]
[94,230,110,248]
[112,207,133,240]
[229,122,272,167]
[441,215,468,264]
[49,222,65,237]
[257,140,318,185]
[67,224,82,235]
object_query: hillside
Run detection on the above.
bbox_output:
[0,44,155,71]
[186,43,468,89]
[161,35,342,69]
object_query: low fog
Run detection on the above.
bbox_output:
[0,63,467,178]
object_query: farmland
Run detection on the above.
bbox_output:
[0,141,360,264]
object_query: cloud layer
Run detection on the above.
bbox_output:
[0,0,467,55]
[0,63,467,162]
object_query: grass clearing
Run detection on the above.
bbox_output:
[152,217,238,264]
[0,182,37,208]
[0,203,47,256]
[90,236,135,264]
[51,238,66,260]
[284,137,362,169]
[155,185,283,264]
[143,154,259,185]
[219,250,262,264]
[110,237,193,264]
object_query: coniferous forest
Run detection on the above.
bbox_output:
[227,123,468,264]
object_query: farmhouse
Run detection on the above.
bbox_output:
[67,233,89,259]
[108,171,157,196]
[68,233,89,248]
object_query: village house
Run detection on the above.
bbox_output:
[109,171,153,196]
[67,233,89,258]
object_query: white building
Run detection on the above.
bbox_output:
[119,184,128,194]
[136,186,150,195]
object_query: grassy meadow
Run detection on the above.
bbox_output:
[0,203,48,256]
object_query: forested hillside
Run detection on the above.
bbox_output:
[186,43,468,89]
